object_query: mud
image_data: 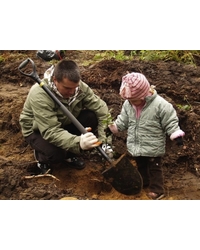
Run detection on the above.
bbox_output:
[0,50,200,200]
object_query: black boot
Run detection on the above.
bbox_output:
[37,162,52,174]
[34,150,52,174]
[65,157,85,170]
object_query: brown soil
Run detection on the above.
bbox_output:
[1,50,200,200]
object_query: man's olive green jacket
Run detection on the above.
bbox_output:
[19,80,110,154]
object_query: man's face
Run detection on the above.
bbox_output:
[54,77,79,98]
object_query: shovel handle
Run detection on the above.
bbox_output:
[18,58,112,163]
[18,58,41,83]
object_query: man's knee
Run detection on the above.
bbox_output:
[78,110,98,130]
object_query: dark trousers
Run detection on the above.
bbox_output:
[135,156,164,194]
[25,110,98,164]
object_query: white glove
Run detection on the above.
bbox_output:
[80,132,99,150]
[102,143,114,159]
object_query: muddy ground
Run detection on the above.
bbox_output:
[0,50,200,200]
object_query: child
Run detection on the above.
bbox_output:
[108,72,185,200]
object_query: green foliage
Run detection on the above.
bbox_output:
[0,52,27,63]
[48,59,59,65]
[101,109,114,146]
[177,95,192,111]
[0,55,5,63]
[102,109,114,129]
[177,104,191,111]
[90,50,200,66]
[1,50,200,66]
[93,50,136,62]
[137,50,199,65]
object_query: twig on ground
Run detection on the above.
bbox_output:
[22,172,60,182]
[90,178,102,182]
[20,145,30,154]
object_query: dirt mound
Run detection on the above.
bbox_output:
[0,50,200,200]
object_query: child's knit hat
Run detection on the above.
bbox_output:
[119,72,150,99]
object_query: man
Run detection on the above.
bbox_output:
[19,59,112,174]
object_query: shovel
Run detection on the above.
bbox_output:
[18,58,143,195]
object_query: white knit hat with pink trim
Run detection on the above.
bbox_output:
[119,72,150,99]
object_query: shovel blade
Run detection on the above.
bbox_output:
[102,154,143,195]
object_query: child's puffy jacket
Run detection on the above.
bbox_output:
[114,90,184,157]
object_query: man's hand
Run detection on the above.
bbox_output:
[80,132,99,150]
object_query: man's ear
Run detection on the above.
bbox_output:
[52,76,57,84]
